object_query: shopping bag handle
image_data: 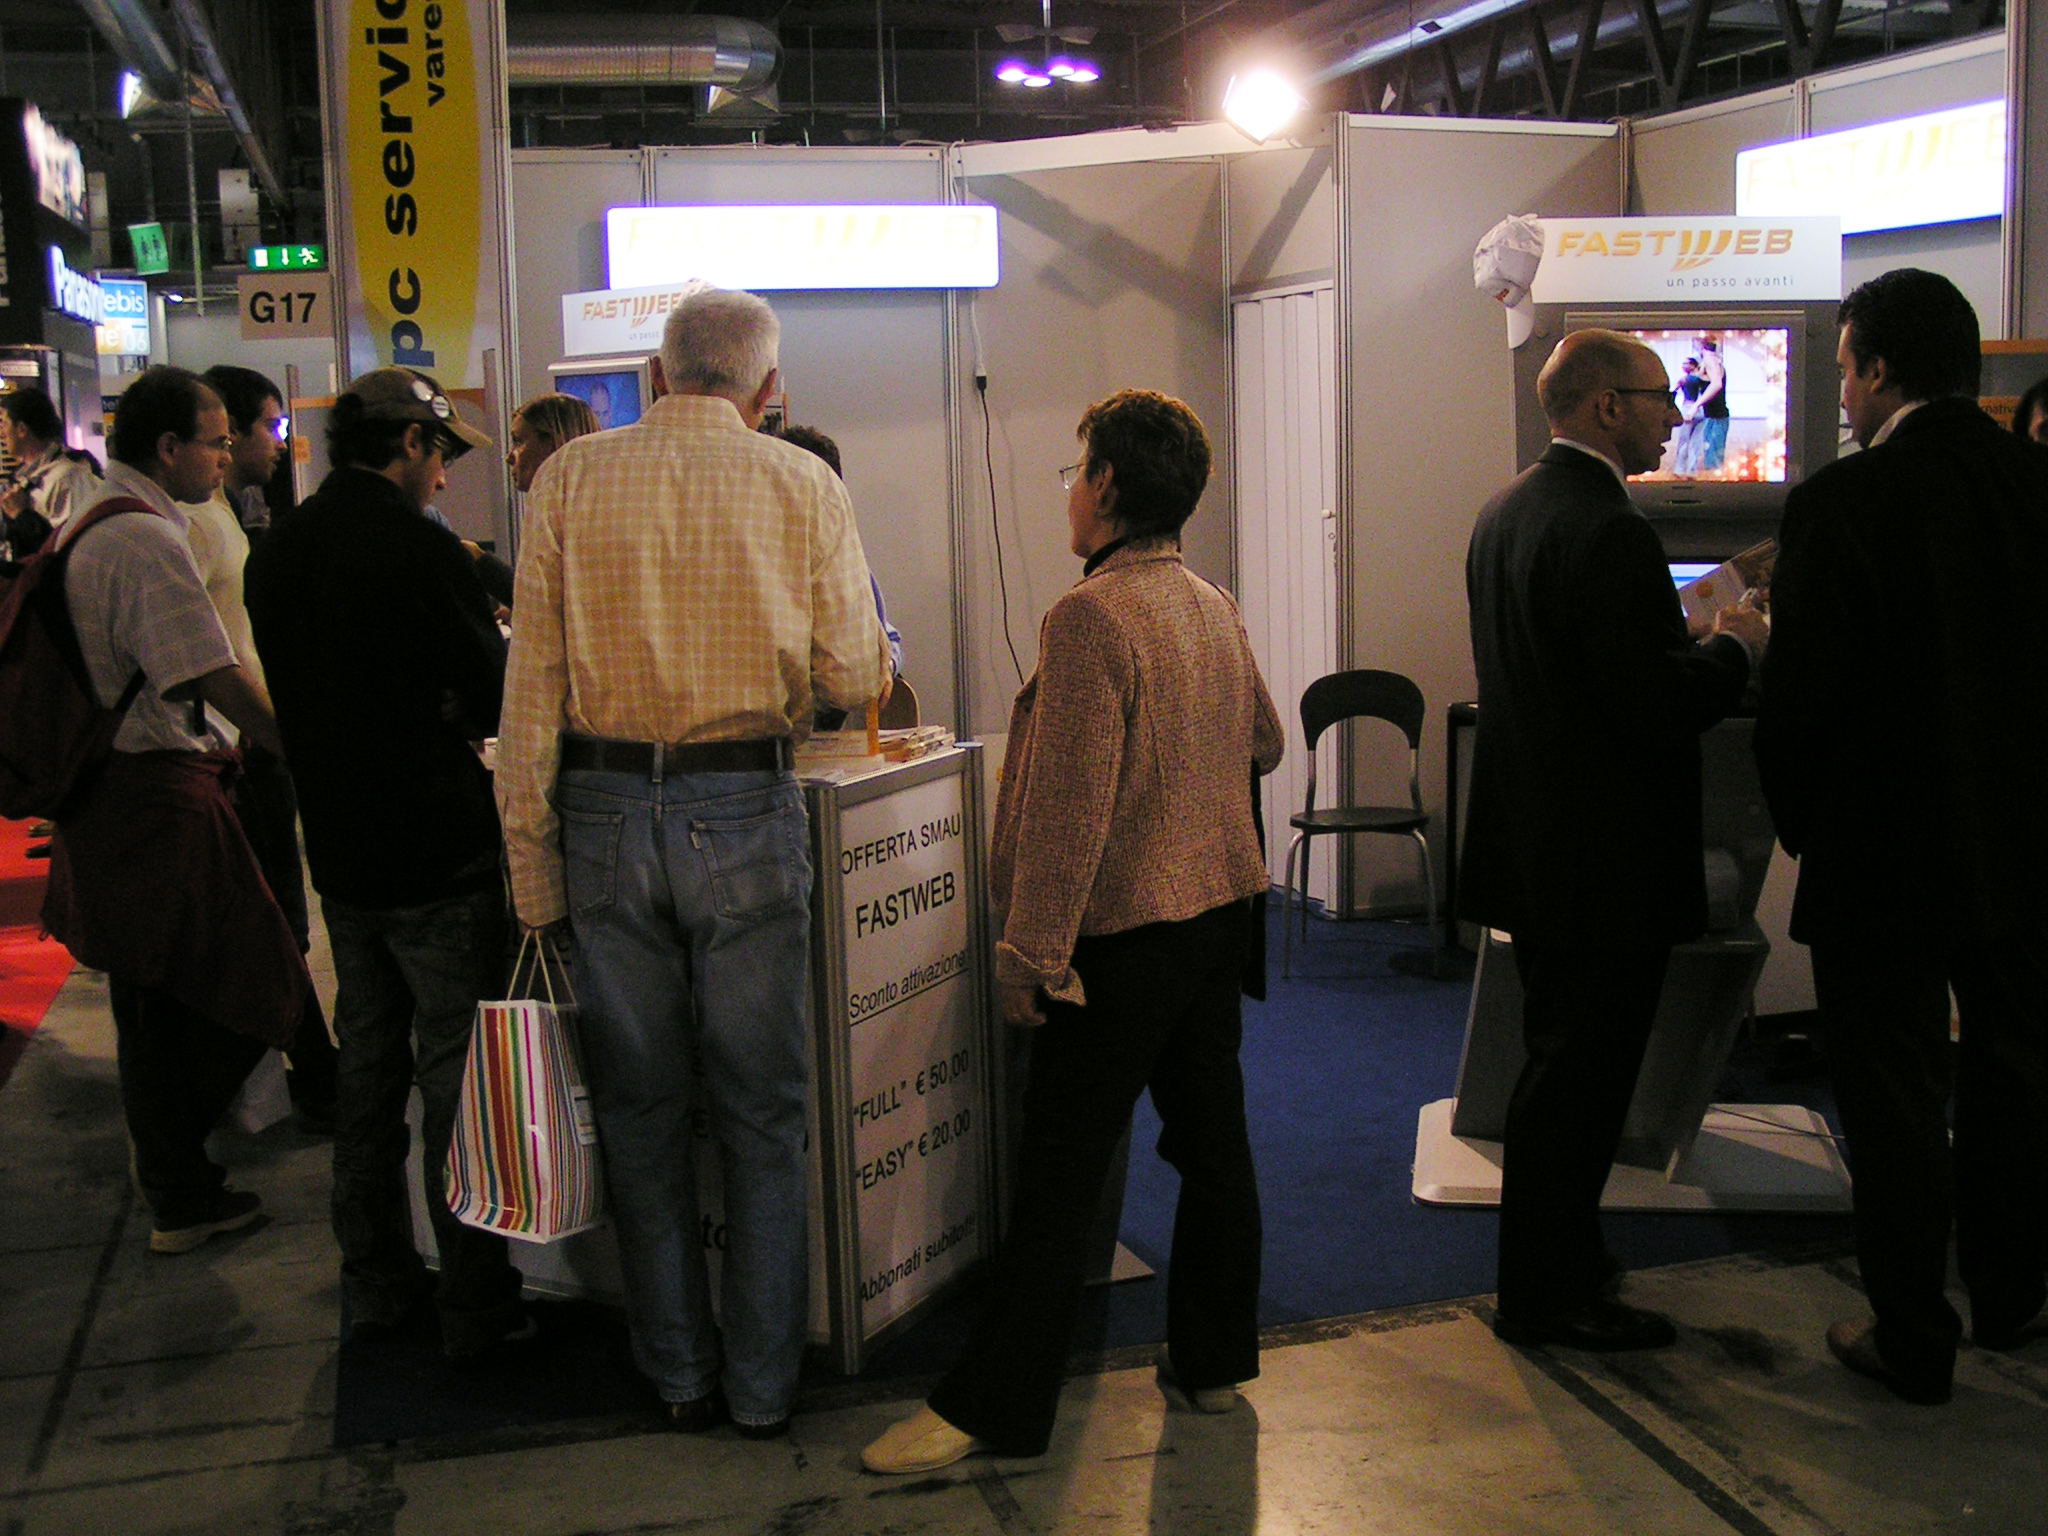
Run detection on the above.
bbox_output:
[509,928,578,1009]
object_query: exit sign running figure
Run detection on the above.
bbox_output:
[248,245,326,271]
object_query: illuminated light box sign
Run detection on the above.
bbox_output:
[1529,217,1841,303]
[1737,100,2005,236]
[45,247,104,324]
[97,277,150,356]
[605,204,1000,291]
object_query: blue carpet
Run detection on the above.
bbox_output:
[333,909,1850,1446]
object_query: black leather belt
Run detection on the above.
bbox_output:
[559,734,793,775]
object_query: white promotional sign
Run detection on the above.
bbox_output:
[606,204,1000,291]
[560,282,702,358]
[836,772,982,1332]
[1736,100,2005,236]
[1529,216,1841,303]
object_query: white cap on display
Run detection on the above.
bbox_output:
[1473,215,1546,348]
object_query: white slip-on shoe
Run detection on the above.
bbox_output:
[861,1405,987,1474]
[1155,1347,1240,1414]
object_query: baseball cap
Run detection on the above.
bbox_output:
[342,367,492,460]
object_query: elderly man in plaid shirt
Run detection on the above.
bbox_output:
[498,286,888,1439]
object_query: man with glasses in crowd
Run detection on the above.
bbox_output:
[181,364,338,1130]
[44,365,310,1255]
[1461,328,1768,1351]
[246,368,530,1359]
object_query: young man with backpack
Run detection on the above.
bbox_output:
[37,366,312,1254]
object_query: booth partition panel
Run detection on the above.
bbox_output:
[1232,286,1340,913]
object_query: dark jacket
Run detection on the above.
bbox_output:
[245,466,506,909]
[1755,397,2048,945]
[1460,443,1752,947]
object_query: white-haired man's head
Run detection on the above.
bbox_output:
[657,287,780,425]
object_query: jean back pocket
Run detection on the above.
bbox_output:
[558,807,625,917]
[692,795,809,920]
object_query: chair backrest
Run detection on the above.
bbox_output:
[878,675,920,729]
[1299,669,1424,753]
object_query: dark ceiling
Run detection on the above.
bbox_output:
[0,0,2007,278]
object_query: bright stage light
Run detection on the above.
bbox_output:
[1021,70,1053,87]
[1066,60,1100,83]
[1223,69,1304,144]
[995,60,1030,84]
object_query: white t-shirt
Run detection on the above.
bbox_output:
[63,465,238,754]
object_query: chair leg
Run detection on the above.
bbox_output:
[1299,834,1314,948]
[1280,833,1303,979]
[1413,830,1441,958]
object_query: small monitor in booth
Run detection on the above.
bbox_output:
[547,355,653,430]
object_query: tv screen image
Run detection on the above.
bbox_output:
[554,369,643,430]
[1622,327,1789,485]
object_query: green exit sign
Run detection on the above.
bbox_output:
[128,222,169,275]
[248,244,325,271]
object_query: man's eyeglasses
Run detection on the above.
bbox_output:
[1058,460,1087,490]
[194,433,236,452]
[1614,386,1678,406]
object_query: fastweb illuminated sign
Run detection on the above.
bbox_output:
[606,205,1000,291]
[1736,100,2006,236]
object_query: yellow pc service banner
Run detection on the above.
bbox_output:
[337,0,490,383]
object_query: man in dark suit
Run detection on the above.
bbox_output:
[1463,328,1767,1351]
[1756,268,2048,1405]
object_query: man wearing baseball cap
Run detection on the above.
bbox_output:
[245,368,528,1359]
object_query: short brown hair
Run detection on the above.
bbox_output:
[1077,389,1212,540]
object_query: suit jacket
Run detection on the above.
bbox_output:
[1754,397,2048,946]
[1460,443,1752,947]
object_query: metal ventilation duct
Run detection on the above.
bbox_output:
[505,15,783,94]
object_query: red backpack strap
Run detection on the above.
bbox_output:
[55,495,162,553]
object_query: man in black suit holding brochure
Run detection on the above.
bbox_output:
[1462,328,1768,1351]
[1756,269,2048,1405]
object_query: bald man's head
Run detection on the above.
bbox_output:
[1537,329,1662,427]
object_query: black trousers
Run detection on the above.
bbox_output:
[1811,930,2048,1388]
[1497,938,1670,1321]
[233,745,337,1098]
[929,900,1263,1457]
[111,978,269,1226]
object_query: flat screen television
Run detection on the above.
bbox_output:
[547,355,653,430]
[1623,326,1789,485]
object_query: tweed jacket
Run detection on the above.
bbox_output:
[991,541,1285,1004]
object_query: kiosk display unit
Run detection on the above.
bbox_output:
[548,354,654,430]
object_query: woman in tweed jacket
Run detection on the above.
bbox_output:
[865,389,1285,1473]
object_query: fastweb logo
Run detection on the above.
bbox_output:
[1551,227,1797,271]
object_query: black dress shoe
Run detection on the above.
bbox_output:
[665,1391,728,1433]
[1825,1319,1951,1405]
[1494,1299,1678,1352]
[1973,1304,2047,1353]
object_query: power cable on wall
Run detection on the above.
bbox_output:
[977,375,1028,689]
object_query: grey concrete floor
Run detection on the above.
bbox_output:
[5,953,2047,1535]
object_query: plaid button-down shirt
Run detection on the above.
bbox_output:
[498,392,887,925]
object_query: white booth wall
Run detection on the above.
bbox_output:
[1630,34,2008,335]
[1338,116,1619,918]
[951,133,1233,740]
[507,146,961,733]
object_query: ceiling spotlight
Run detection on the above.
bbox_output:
[1021,70,1054,87]
[117,70,146,119]
[1065,60,1100,83]
[1223,69,1304,144]
[1047,56,1075,78]
[995,59,1031,84]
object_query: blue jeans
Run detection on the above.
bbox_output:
[556,766,813,1426]
[1702,414,1730,469]
[324,884,524,1350]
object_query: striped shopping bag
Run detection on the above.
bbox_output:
[445,932,607,1242]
